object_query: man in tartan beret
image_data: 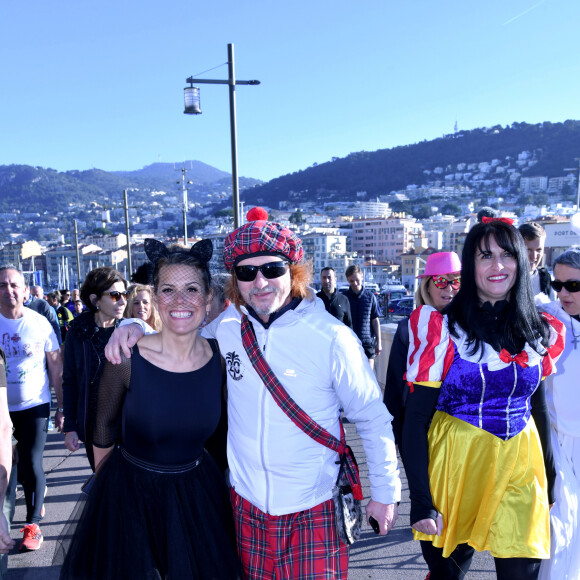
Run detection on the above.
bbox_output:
[106,209,401,579]
[223,218,303,272]
[214,209,399,579]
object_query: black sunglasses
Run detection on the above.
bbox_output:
[552,280,580,293]
[102,290,128,302]
[234,261,289,282]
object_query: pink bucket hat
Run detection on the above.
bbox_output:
[417,252,461,278]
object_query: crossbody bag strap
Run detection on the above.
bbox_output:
[240,314,363,499]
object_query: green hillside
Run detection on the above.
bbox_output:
[242,120,580,205]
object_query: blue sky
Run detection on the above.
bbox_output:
[1,0,578,182]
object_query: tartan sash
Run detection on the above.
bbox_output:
[240,314,363,500]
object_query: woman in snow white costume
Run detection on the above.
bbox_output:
[402,218,565,580]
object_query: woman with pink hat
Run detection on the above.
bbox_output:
[415,252,462,312]
[383,252,461,448]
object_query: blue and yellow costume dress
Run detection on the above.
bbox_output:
[403,304,565,559]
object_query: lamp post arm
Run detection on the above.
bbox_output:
[186,78,260,86]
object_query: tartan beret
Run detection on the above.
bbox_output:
[223,220,304,272]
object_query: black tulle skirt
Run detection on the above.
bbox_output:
[54,447,242,580]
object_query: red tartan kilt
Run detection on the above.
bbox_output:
[231,489,349,580]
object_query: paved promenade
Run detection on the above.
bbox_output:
[6,420,496,579]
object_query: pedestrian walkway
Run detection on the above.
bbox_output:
[6,429,91,579]
[5,424,496,579]
[346,423,495,580]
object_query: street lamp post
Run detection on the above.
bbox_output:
[123,190,133,278]
[176,167,193,246]
[184,43,260,228]
[74,220,81,285]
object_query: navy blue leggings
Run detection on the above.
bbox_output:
[10,403,49,524]
[420,541,541,580]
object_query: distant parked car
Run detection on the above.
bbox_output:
[381,290,407,313]
[364,282,380,295]
[392,297,414,316]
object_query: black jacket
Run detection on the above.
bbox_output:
[383,316,409,448]
[62,311,122,442]
[316,290,352,328]
[538,266,552,296]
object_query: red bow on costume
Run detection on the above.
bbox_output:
[499,349,529,368]
[482,216,515,226]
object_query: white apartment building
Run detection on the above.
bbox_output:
[443,217,475,255]
[302,231,348,274]
[81,233,128,251]
[44,244,128,288]
[321,253,364,288]
[353,201,392,219]
[0,240,42,266]
[350,217,423,264]
[520,176,549,193]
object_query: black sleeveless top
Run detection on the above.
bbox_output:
[93,340,224,466]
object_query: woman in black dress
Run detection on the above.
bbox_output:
[56,239,241,579]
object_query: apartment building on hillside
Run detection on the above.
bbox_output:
[350,217,423,264]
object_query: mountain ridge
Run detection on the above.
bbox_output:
[2,120,579,214]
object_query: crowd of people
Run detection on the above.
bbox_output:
[0,210,576,579]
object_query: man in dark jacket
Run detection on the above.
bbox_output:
[316,267,352,327]
[344,265,382,369]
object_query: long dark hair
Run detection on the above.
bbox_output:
[446,221,550,356]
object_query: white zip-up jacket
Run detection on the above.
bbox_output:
[204,290,401,515]
[542,300,580,437]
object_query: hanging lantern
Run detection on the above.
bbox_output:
[184,85,201,115]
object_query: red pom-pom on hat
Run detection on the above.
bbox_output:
[246,207,269,222]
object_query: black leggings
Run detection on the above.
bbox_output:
[420,541,541,580]
[10,403,50,524]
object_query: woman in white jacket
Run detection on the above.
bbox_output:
[540,247,580,579]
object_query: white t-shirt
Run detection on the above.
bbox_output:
[0,309,60,412]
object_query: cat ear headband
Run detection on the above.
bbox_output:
[144,238,213,265]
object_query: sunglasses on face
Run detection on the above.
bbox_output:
[102,290,128,302]
[552,279,580,293]
[431,276,461,290]
[234,261,289,282]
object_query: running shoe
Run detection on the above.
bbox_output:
[19,523,43,551]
